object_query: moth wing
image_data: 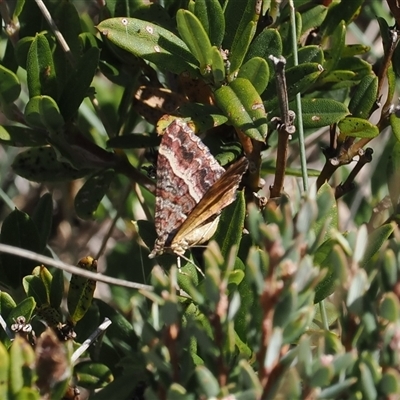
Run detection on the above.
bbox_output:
[172,157,248,245]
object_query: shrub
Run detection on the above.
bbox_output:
[0,0,400,399]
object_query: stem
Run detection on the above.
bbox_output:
[0,243,153,290]
[71,318,112,363]
[335,148,373,199]
[35,0,76,66]
[289,0,308,193]
[268,56,295,199]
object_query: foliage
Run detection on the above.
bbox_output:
[0,0,400,399]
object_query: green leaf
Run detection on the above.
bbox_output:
[50,268,64,309]
[0,342,8,398]
[393,32,400,79]
[300,5,328,35]
[361,223,394,267]
[390,112,400,143]
[194,0,225,47]
[74,170,115,220]
[338,117,379,139]
[315,183,338,238]
[387,141,400,208]
[237,57,269,95]
[15,36,35,69]
[0,291,16,320]
[58,47,100,121]
[264,63,324,111]
[286,45,324,68]
[9,335,36,395]
[321,0,364,37]
[89,374,143,400]
[67,256,97,324]
[31,193,53,252]
[213,191,246,261]
[229,21,257,76]
[280,11,302,56]
[292,98,349,129]
[381,249,397,290]
[12,146,92,182]
[237,360,263,396]
[26,33,57,99]
[310,365,333,388]
[0,209,41,289]
[348,75,378,118]
[7,297,36,328]
[335,57,372,80]
[23,266,52,307]
[265,328,283,369]
[23,273,48,306]
[38,266,52,302]
[318,378,358,398]
[323,21,346,73]
[359,362,378,400]
[131,4,176,32]
[209,45,225,83]
[214,78,268,141]
[379,292,400,323]
[95,298,136,345]
[24,95,65,132]
[387,65,396,113]
[177,262,199,294]
[195,366,219,397]
[178,103,228,130]
[166,384,190,400]
[176,10,213,74]
[314,243,347,303]
[75,361,113,389]
[380,369,400,395]
[54,1,82,60]
[13,0,25,18]
[0,125,48,147]
[342,44,370,58]
[246,28,282,64]
[96,18,198,77]
[204,139,243,166]
[0,64,21,104]
[223,0,259,51]
[318,70,356,86]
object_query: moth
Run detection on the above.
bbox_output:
[148,119,248,261]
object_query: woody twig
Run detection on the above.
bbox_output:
[335,147,373,199]
[268,56,296,201]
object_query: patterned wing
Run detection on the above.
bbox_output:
[171,157,248,250]
[150,120,225,257]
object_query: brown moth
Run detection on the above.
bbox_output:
[149,119,248,260]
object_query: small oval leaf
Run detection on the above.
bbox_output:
[0,65,21,104]
[26,33,57,99]
[97,18,198,77]
[238,57,269,95]
[214,77,268,141]
[176,9,213,74]
[348,75,378,118]
[75,170,115,220]
[25,95,64,132]
[12,146,92,182]
[67,256,97,324]
[338,117,379,139]
[293,98,349,129]
[0,209,41,289]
